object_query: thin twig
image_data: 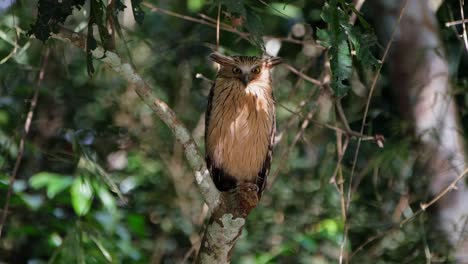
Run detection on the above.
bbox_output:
[195,73,214,84]
[198,13,228,26]
[445,18,468,27]
[312,120,376,141]
[216,3,221,50]
[51,27,220,210]
[342,2,409,263]
[347,0,409,209]
[349,230,389,259]
[336,131,350,264]
[458,0,468,51]
[0,48,50,239]
[283,63,323,86]
[143,2,324,47]
[420,167,468,210]
[350,0,366,25]
[287,60,315,100]
[349,164,468,259]
[257,0,291,19]
[335,98,352,133]
[330,135,350,185]
[182,239,200,263]
[269,102,319,186]
[0,26,19,64]
[278,102,377,142]
[277,102,302,117]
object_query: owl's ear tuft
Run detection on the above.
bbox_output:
[209,52,235,66]
[264,57,282,68]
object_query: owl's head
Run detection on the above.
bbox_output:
[209,52,281,86]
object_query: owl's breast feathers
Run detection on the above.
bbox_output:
[205,78,276,196]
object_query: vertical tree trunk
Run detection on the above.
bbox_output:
[374,0,468,261]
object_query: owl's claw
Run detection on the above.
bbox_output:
[220,182,259,212]
[236,182,258,193]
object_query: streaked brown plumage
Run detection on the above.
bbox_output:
[205,53,281,198]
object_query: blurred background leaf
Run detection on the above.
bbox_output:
[0,0,466,263]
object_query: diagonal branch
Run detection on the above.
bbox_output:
[0,48,50,239]
[50,27,220,210]
[142,2,324,47]
[459,0,468,51]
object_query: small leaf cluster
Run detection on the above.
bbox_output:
[29,0,145,74]
[317,0,379,97]
[218,0,265,49]
[28,0,86,41]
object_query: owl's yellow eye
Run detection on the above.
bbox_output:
[251,67,261,74]
[232,67,241,74]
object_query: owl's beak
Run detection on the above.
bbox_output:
[241,74,250,86]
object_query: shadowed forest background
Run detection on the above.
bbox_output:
[1,0,468,263]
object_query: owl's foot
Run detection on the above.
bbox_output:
[217,182,259,218]
[229,182,259,210]
[236,182,259,194]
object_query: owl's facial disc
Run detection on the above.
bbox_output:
[236,65,261,86]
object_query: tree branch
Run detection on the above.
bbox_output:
[51,27,261,263]
[0,48,49,239]
[142,2,325,48]
[50,27,220,210]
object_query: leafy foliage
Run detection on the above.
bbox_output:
[29,0,86,41]
[219,0,264,49]
[28,0,139,74]
[0,0,467,263]
[318,0,379,97]
[29,172,73,199]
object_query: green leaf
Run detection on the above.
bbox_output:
[19,194,44,210]
[320,1,352,96]
[316,28,331,47]
[97,185,117,213]
[349,28,379,67]
[319,1,379,97]
[78,156,124,201]
[70,177,94,216]
[330,40,352,96]
[30,172,74,199]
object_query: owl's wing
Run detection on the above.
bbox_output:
[205,82,237,192]
[256,109,276,198]
[205,83,214,151]
[205,83,215,176]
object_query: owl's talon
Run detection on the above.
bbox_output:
[236,182,258,193]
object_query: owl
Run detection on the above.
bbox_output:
[205,52,282,198]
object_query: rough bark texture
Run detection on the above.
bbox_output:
[50,28,265,263]
[375,0,468,261]
[50,28,220,210]
[196,183,259,264]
